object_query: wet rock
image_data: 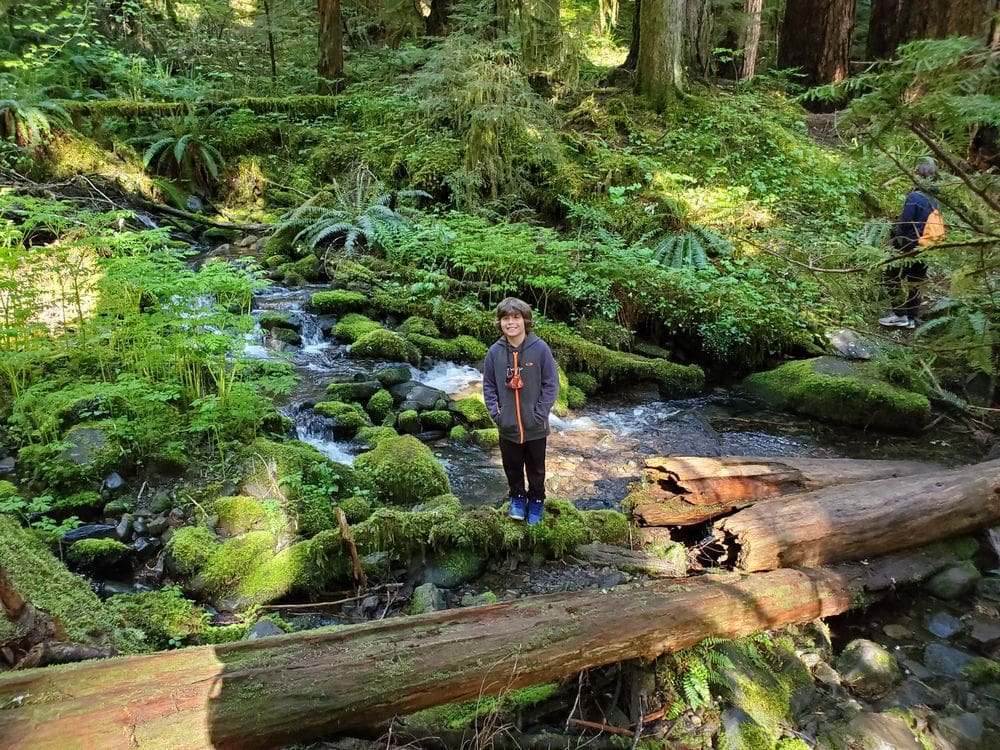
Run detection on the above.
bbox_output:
[883,623,913,640]
[0,456,15,475]
[900,657,933,680]
[247,620,285,641]
[836,639,901,698]
[103,499,129,516]
[844,712,924,750]
[98,580,140,597]
[185,195,203,212]
[923,643,976,678]
[58,426,109,465]
[133,536,160,557]
[150,490,172,514]
[926,562,981,600]
[927,611,965,639]
[133,517,148,536]
[931,712,986,750]
[975,576,1000,603]
[397,383,448,412]
[146,515,169,537]
[115,513,134,541]
[882,677,947,711]
[160,527,174,545]
[101,472,125,493]
[61,523,117,543]
[375,365,412,387]
[826,328,875,360]
[969,616,1000,646]
[409,583,445,615]
[167,507,186,527]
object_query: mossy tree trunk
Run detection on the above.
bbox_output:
[683,0,714,81]
[739,0,763,79]
[317,0,343,93]
[519,0,562,73]
[714,458,1000,571]
[636,0,685,107]
[777,0,855,85]
[0,553,955,749]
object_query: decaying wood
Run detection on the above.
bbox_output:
[337,507,368,589]
[629,456,941,526]
[714,458,1000,572]
[0,548,959,750]
[13,642,117,670]
[576,543,686,578]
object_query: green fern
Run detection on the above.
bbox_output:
[0,98,70,148]
[137,111,224,194]
[856,219,893,248]
[651,226,734,270]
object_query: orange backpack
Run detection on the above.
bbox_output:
[918,206,945,246]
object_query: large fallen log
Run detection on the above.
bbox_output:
[714,458,1000,571]
[628,456,937,525]
[0,548,960,750]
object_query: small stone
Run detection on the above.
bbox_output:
[932,713,984,749]
[115,513,134,541]
[845,712,923,750]
[146,516,169,537]
[409,583,445,615]
[247,620,285,641]
[900,657,932,680]
[836,639,902,698]
[0,456,15,474]
[133,517,148,536]
[882,677,947,711]
[133,536,159,556]
[976,576,1000,603]
[598,572,625,589]
[969,616,1000,645]
[923,643,976,678]
[925,562,982,600]
[102,472,125,492]
[883,623,913,640]
[150,490,172,514]
[61,523,117,544]
[926,611,965,639]
[813,661,841,687]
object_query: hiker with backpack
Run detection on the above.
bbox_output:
[879,158,945,329]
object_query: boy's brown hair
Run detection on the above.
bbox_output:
[495,297,534,333]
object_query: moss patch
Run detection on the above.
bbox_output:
[350,329,421,364]
[354,435,450,505]
[310,290,367,314]
[332,313,383,342]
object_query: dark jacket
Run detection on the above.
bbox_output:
[482,333,559,444]
[893,189,937,253]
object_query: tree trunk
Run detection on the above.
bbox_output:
[317,0,344,93]
[426,0,453,36]
[636,0,685,105]
[619,0,642,72]
[714,458,1000,571]
[684,0,714,80]
[627,456,938,525]
[520,0,563,73]
[576,542,687,577]
[0,551,960,748]
[740,0,763,79]
[868,0,996,59]
[777,0,856,85]
[263,0,278,78]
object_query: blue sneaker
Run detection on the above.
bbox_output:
[526,499,544,526]
[508,495,527,521]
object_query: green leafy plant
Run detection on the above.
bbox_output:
[651,226,734,270]
[138,110,224,194]
[0,96,70,147]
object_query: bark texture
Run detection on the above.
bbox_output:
[778,0,856,85]
[868,0,995,58]
[317,0,343,92]
[740,0,764,79]
[715,458,1000,571]
[636,0,685,103]
[0,552,955,749]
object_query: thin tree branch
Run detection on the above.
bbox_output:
[908,120,1000,215]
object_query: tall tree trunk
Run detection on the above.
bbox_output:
[684,0,714,80]
[739,0,763,78]
[868,0,995,59]
[426,0,453,35]
[263,0,278,78]
[636,0,685,105]
[777,0,856,85]
[317,0,343,93]
[520,0,563,73]
[620,0,642,71]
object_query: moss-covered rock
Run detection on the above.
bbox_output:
[215,496,288,538]
[405,332,488,363]
[365,388,394,423]
[350,329,421,365]
[314,400,372,438]
[421,410,454,431]
[397,409,422,434]
[568,371,599,395]
[269,327,301,346]
[326,380,382,403]
[337,496,372,524]
[66,538,130,570]
[258,311,299,332]
[166,526,219,575]
[566,385,586,410]
[332,313,382,342]
[0,480,19,502]
[472,428,500,448]
[450,396,494,428]
[450,425,470,442]
[310,289,367,314]
[52,490,104,514]
[0,514,115,646]
[423,547,486,587]
[354,435,450,505]
[375,364,412,387]
[355,425,398,449]
[742,357,930,433]
[398,316,440,337]
[104,586,208,652]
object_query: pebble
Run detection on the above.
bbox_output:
[882,623,913,639]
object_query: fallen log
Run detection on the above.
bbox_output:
[576,543,686,577]
[0,548,959,750]
[714,458,1000,571]
[627,456,938,525]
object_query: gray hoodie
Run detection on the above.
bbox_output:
[482,333,559,444]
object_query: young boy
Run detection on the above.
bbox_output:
[482,298,559,525]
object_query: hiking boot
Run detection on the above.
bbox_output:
[508,495,527,521]
[879,314,912,327]
[526,499,544,526]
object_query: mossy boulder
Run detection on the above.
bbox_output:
[310,290,367,314]
[405,333,488,363]
[421,410,454,431]
[355,426,398,449]
[0,514,116,646]
[375,364,412,387]
[423,547,486,587]
[52,490,104,514]
[257,311,300,332]
[314,400,372,438]
[472,428,500,449]
[365,388,394,423]
[166,526,218,575]
[835,639,902,698]
[66,538,130,570]
[268,327,302,346]
[337,496,372,523]
[397,409,421,434]
[21,422,122,490]
[398,316,440,337]
[104,587,208,652]
[450,396,494,428]
[326,380,382,403]
[0,480,19,502]
[354,435,450,506]
[742,357,931,434]
[215,496,288,538]
[332,313,383,342]
[350,329,421,365]
[568,371,599,395]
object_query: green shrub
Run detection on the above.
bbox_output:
[354,435,450,505]
[568,371,598,395]
[350,329,421,364]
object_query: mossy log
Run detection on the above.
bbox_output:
[629,456,939,525]
[575,543,687,577]
[0,549,957,749]
[713,458,1000,571]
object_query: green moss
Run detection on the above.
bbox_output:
[963,657,1000,683]
[0,515,115,645]
[200,531,277,593]
[337,496,373,523]
[743,357,930,433]
[421,410,454,431]
[584,509,630,546]
[408,682,558,731]
[332,313,383,342]
[398,316,440,337]
[0,480,19,502]
[52,490,103,513]
[355,425,398,448]
[775,740,811,750]
[310,290,367,314]
[365,388,394,423]
[105,586,207,652]
[257,311,296,331]
[568,371,599,395]
[326,380,382,403]
[314,400,372,437]
[472,428,500,448]
[397,409,421,434]
[405,332,489,363]
[354,435,450,505]
[566,385,586,410]
[451,396,494,428]
[351,329,421,364]
[166,526,219,574]
[270,327,302,345]
[215,496,288,538]
[450,425,470,442]
[554,365,572,416]
[375,364,413,387]
[66,538,129,567]
[530,499,592,557]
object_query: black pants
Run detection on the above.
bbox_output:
[499,437,546,501]
[885,259,928,320]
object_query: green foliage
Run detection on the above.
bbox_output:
[167,526,219,575]
[332,313,383,342]
[0,95,69,147]
[138,110,224,194]
[105,586,208,652]
[651,227,734,270]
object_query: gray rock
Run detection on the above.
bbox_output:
[102,472,125,492]
[882,677,947,710]
[394,382,447,411]
[925,562,981,600]
[844,712,924,750]
[61,523,117,543]
[900,657,933,680]
[598,571,626,589]
[0,456,14,474]
[923,643,976,678]
[133,536,160,556]
[375,365,412,387]
[932,712,985,749]
[826,328,875,360]
[883,623,913,640]
[247,620,285,641]
[58,426,108,466]
[116,513,134,541]
[150,490,172,514]
[133,517,148,536]
[926,611,965,638]
[836,639,902,698]
[146,516,170,537]
[460,592,498,607]
[409,583,445,615]
[185,195,203,212]
[160,527,174,545]
[969,616,1000,645]
[975,576,1000,603]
